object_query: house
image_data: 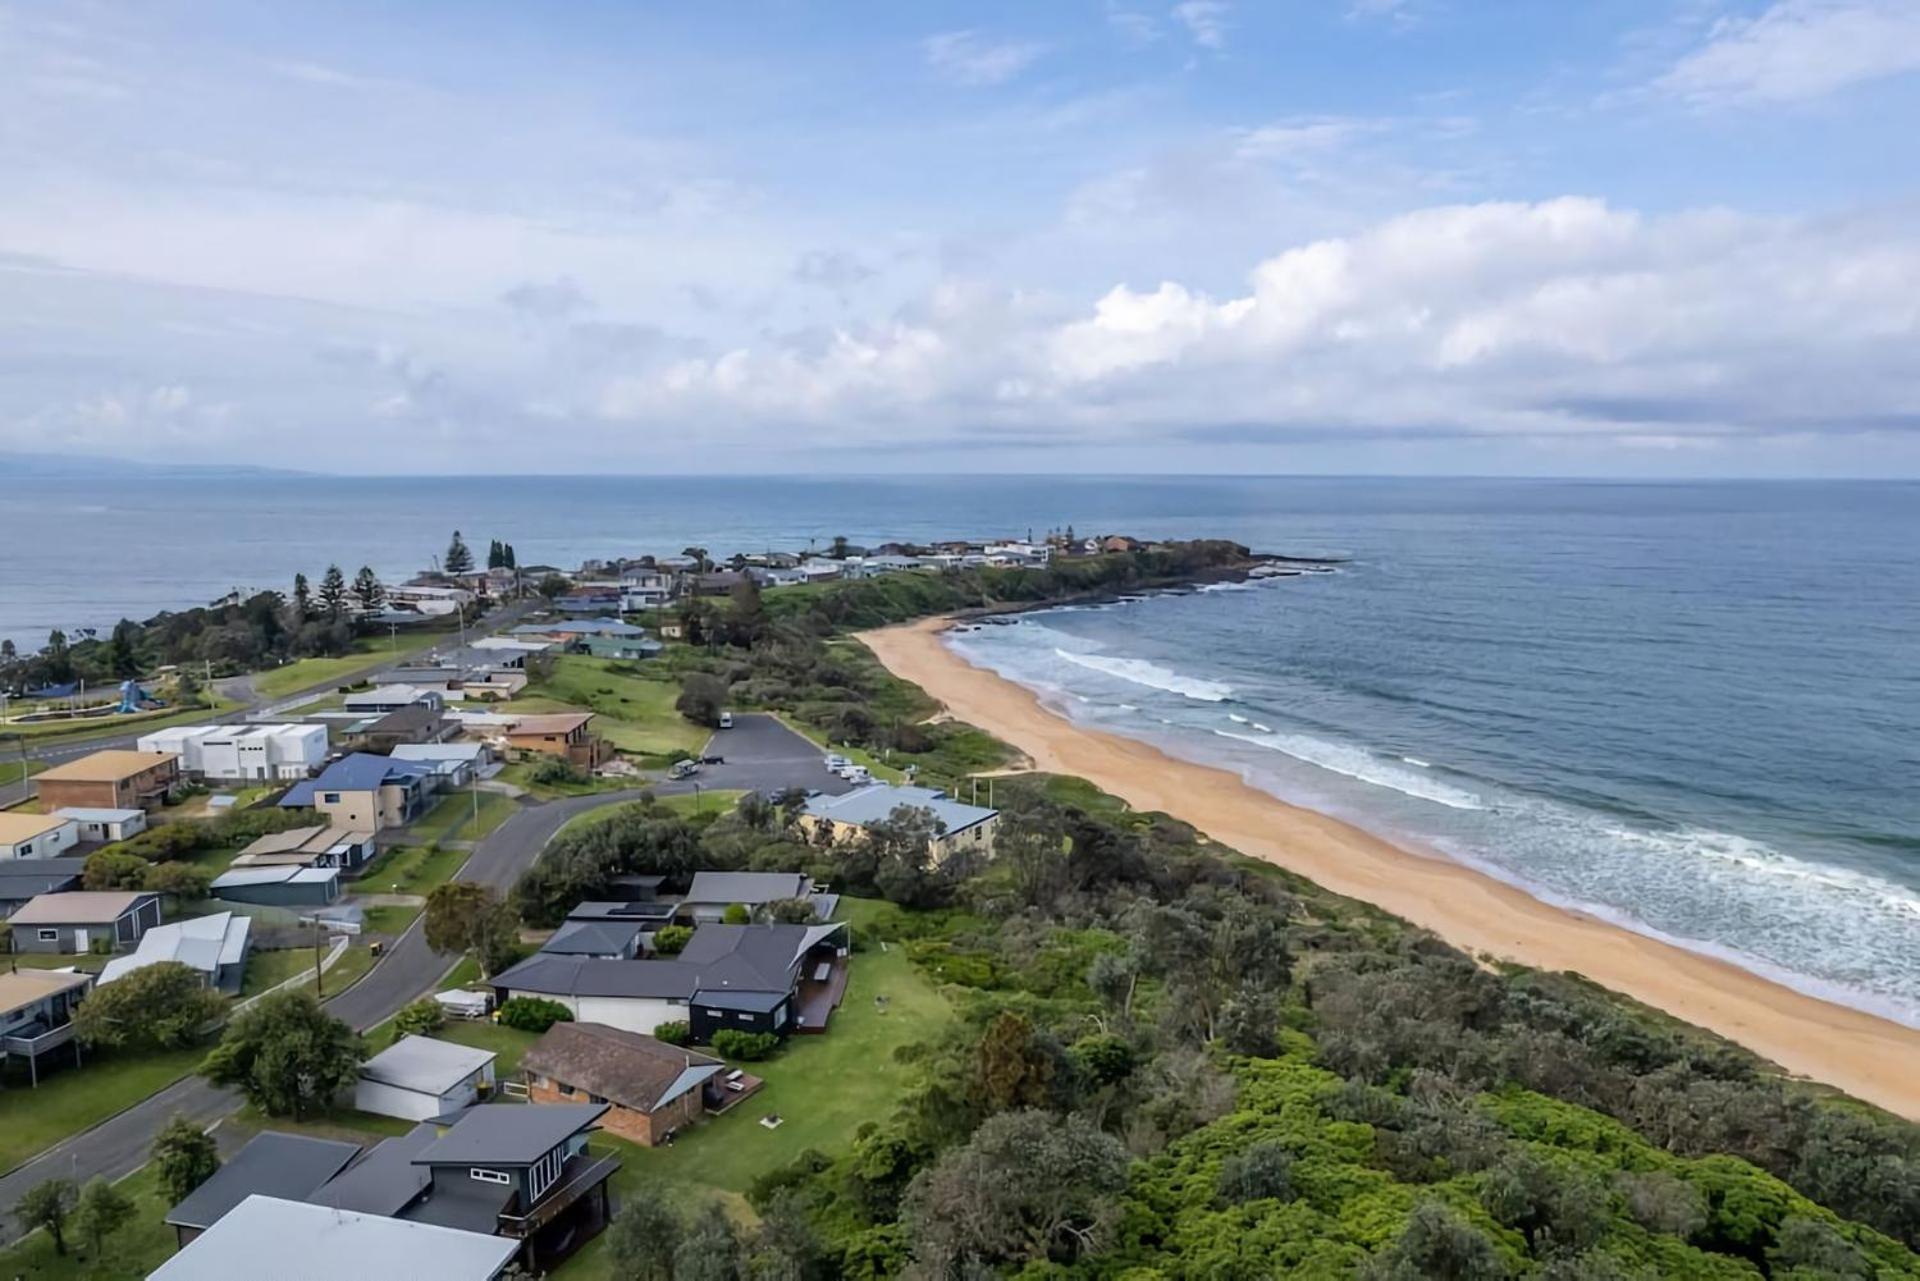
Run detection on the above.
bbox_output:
[393,1103,619,1271]
[0,858,87,920]
[385,583,476,616]
[279,753,434,830]
[343,684,445,715]
[562,897,677,949]
[796,559,846,583]
[688,570,749,598]
[33,749,179,812]
[230,823,376,873]
[490,921,851,1040]
[680,870,838,924]
[152,1196,519,1281]
[5,890,163,953]
[389,741,494,786]
[579,633,662,661]
[504,713,612,770]
[618,568,675,610]
[52,807,147,844]
[165,1132,364,1246]
[521,1022,736,1147]
[511,618,647,642]
[209,865,341,908]
[985,539,1052,566]
[539,918,645,960]
[99,911,251,993]
[0,968,92,1086]
[137,723,328,783]
[355,1035,498,1122]
[799,783,999,862]
[344,704,449,754]
[556,586,622,615]
[0,812,79,861]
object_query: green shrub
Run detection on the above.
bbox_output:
[498,996,574,1033]
[393,999,447,1039]
[655,1021,691,1046]
[722,903,751,925]
[712,1029,780,1061]
[652,924,694,956]
[527,756,588,786]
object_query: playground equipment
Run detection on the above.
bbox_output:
[117,679,164,714]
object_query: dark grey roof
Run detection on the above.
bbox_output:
[541,919,643,957]
[168,1132,362,1231]
[678,923,823,989]
[414,1103,607,1168]
[491,953,703,1000]
[0,858,87,900]
[399,1170,516,1235]
[310,1124,437,1217]
[683,871,810,906]
[567,899,677,922]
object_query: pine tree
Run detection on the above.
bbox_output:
[106,620,141,680]
[503,542,517,569]
[290,572,312,622]
[318,565,348,619]
[351,566,386,611]
[444,530,474,576]
[487,539,503,569]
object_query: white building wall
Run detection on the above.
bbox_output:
[0,818,79,861]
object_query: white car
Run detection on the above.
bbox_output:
[718,711,733,729]
[823,754,850,771]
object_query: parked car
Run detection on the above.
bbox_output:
[718,711,733,729]
[840,765,872,784]
[699,754,726,765]
[668,759,700,779]
[823,754,850,771]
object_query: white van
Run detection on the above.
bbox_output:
[718,711,733,729]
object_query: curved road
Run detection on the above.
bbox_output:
[0,713,835,1234]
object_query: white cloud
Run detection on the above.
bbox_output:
[1658,0,1920,106]
[1232,116,1384,161]
[1171,1,1230,50]
[922,30,1046,86]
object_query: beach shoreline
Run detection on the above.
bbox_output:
[858,615,1920,1120]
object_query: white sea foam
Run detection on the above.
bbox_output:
[1213,728,1487,810]
[1402,756,1431,768]
[1228,713,1250,724]
[1054,649,1234,702]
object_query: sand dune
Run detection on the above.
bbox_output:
[859,616,1920,1120]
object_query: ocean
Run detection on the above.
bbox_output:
[3,474,1915,1020]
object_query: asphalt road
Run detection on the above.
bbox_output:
[0,712,846,1233]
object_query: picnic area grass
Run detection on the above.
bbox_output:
[354,843,470,896]
[0,1045,208,1175]
[507,655,702,757]
[0,1162,177,1280]
[406,789,515,844]
[556,898,955,1278]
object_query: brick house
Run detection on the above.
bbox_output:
[34,750,180,812]
[520,1022,734,1148]
[503,713,612,770]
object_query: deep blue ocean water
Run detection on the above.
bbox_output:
[2,475,1914,1017]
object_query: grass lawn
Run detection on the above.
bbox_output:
[553,790,747,841]
[555,899,954,1279]
[434,1020,540,1076]
[508,656,701,757]
[355,843,471,896]
[1,697,237,748]
[0,1045,207,1175]
[239,947,319,998]
[251,632,448,701]
[495,760,635,800]
[0,1163,178,1280]
[2,951,107,973]
[407,790,516,845]
[361,904,421,936]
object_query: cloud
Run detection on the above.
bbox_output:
[922,30,1046,86]
[500,278,594,320]
[1232,116,1384,161]
[1657,0,1920,106]
[792,249,877,293]
[1171,1,1230,49]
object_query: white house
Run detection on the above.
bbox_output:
[137,724,328,783]
[52,807,147,843]
[619,567,676,609]
[99,911,252,994]
[0,813,79,861]
[797,559,847,582]
[985,540,1052,567]
[384,584,475,616]
[388,741,493,785]
[354,1035,498,1121]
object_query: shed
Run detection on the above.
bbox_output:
[209,865,341,907]
[50,807,148,843]
[355,1035,498,1122]
[5,890,163,953]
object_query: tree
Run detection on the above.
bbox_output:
[106,619,141,680]
[604,1186,680,1281]
[502,542,517,570]
[902,1110,1129,1269]
[74,961,223,1051]
[317,564,348,619]
[676,673,728,728]
[973,1012,1061,1112]
[424,881,520,977]
[682,546,712,573]
[725,577,766,646]
[1217,1140,1295,1204]
[83,848,150,890]
[1362,1200,1513,1281]
[201,989,366,1119]
[290,572,313,622]
[497,997,573,1033]
[143,861,213,903]
[1218,982,1281,1057]
[74,1176,135,1261]
[152,1114,221,1203]
[351,566,386,611]
[42,628,73,683]
[1769,1216,1873,1278]
[0,637,16,665]
[829,535,850,560]
[444,530,474,575]
[672,1203,742,1281]
[16,1177,78,1256]
[393,999,447,1039]
[487,538,505,570]
[537,573,571,600]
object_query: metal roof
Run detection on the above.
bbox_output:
[490,953,704,999]
[802,782,997,834]
[360,1035,496,1096]
[48,807,146,822]
[279,752,430,806]
[683,870,811,905]
[211,866,340,889]
[35,750,175,783]
[150,1196,517,1281]
[541,918,644,956]
[99,911,250,985]
[413,1102,607,1168]
[166,1133,362,1231]
[6,890,156,925]
[0,812,73,843]
[0,968,91,1016]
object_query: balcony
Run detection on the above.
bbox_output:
[495,1151,622,1239]
[2,1019,76,1058]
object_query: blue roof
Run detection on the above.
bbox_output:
[279,753,429,807]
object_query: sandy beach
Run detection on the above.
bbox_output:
[859,616,1920,1120]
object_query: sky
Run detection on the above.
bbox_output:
[2,0,1918,477]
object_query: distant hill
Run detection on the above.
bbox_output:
[0,451,308,479]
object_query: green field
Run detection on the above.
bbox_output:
[505,655,702,757]
[406,790,516,844]
[354,842,471,896]
[361,904,421,936]
[556,899,954,1278]
[494,760,635,799]
[251,630,450,701]
[238,947,318,998]
[0,1046,208,1175]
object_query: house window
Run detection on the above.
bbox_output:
[322,793,341,804]
[470,1168,512,1186]
[736,1012,753,1022]
[18,843,29,856]
[36,929,57,942]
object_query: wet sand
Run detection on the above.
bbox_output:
[860,616,1920,1119]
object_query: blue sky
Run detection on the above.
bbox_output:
[2,0,1918,475]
